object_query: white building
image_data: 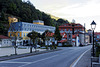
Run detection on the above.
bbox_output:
[0,35,12,47]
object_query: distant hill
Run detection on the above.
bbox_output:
[50,15,60,20]
[0,0,69,35]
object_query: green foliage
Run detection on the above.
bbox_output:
[96,44,100,57]
[0,0,69,35]
[56,18,69,26]
[27,30,38,45]
[54,26,62,41]
[1,11,6,21]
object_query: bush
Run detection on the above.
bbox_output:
[54,46,57,49]
[45,45,48,50]
[95,44,100,57]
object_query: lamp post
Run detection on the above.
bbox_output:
[91,20,96,57]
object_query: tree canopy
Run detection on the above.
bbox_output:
[0,0,69,35]
[54,26,62,41]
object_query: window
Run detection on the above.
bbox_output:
[24,24,26,27]
[25,28,26,31]
[7,41,8,44]
[18,33,20,37]
[78,29,79,31]
[64,29,66,31]
[97,35,99,38]
[10,33,11,36]
[24,33,25,37]
[61,29,63,31]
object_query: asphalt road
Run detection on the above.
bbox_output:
[0,45,91,67]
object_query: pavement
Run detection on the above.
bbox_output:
[74,47,91,67]
[0,45,92,67]
[0,46,46,57]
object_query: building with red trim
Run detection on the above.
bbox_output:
[59,23,86,46]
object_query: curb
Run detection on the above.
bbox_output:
[0,49,61,61]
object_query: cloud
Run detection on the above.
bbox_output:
[53,0,100,18]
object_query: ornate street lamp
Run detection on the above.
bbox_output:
[91,20,96,57]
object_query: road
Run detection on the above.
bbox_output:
[0,45,91,67]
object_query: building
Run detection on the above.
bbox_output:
[0,35,12,47]
[94,32,100,42]
[59,23,85,46]
[8,22,55,45]
[87,29,93,44]
[33,20,44,25]
[8,16,18,27]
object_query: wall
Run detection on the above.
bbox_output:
[1,39,12,47]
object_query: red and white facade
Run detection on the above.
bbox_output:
[59,23,85,46]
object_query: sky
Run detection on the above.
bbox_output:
[28,0,100,32]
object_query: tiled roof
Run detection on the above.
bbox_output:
[46,32,54,37]
[0,35,10,39]
[95,32,100,35]
[58,39,67,43]
[72,34,79,39]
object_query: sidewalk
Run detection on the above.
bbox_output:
[0,46,46,57]
[0,47,60,61]
[75,49,91,67]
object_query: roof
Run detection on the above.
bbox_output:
[46,32,54,37]
[72,41,75,42]
[0,35,10,39]
[95,32,100,35]
[46,32,67,38]
[72,34,79,39]
[59,23,84,28]
[58,39,67,43]
[60,32,67,38]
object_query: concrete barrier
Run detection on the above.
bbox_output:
[92,54,100,67]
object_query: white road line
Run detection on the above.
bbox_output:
[18,54,58,67]
[70,48,91,67]
[0,62,31,64]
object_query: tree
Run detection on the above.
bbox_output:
[54,26,62,41]
[56,18,69,26]
[27,30,38,53]
[1,11,6,21]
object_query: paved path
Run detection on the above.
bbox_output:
[0,45,92,67]
[0,47,46,57]
[75,48,91,67]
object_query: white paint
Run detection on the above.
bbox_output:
[18,54,58,67]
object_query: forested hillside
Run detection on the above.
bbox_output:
[0,0,69,35]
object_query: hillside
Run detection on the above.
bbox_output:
[50,15,60,20]
[0,0,69,35]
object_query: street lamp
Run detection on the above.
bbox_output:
[91,20,96,57]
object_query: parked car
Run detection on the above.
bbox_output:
[37,45,41,48]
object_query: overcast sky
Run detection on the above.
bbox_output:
[29,0,100,32]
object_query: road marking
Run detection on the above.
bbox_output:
[18,54,58,67]
[0,61,31,64]
[70,48,91,67]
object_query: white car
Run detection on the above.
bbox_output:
[37,45,41,48]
